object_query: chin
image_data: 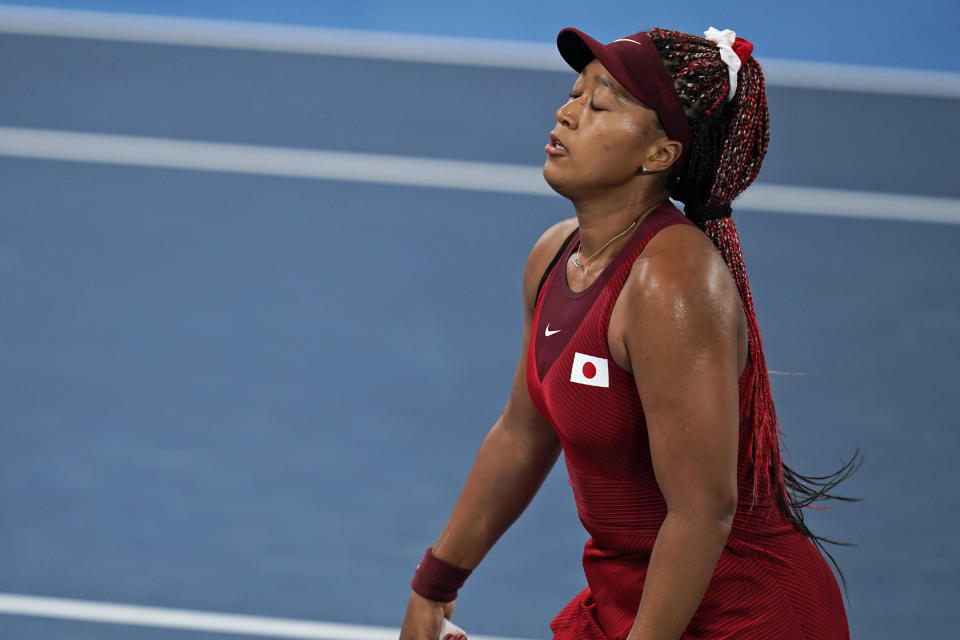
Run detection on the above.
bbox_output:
[542,162,577,200]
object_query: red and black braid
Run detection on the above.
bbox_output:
[649,27,859,589]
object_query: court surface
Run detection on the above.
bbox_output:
[1,4,959,639]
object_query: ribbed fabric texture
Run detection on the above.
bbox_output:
[526,203,848,639]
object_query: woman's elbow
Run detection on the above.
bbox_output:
[714,494,738,532]
[668,491,738,532]
[709,484,738,527]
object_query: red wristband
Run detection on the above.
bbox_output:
[410,547,472,602]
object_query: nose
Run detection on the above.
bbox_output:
[555,97,579,129]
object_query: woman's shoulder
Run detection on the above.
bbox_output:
[521,217,578,311]
[622,221,741,319]
[610,221,746,376]
[530,217,579,266]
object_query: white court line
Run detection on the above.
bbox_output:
[0,126,958,225]
[0,126,550,196]
[0,593,533,640]
[0,4,566,71]
[0,4,959,98]
[734,184,960,225]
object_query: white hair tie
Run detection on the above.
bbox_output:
[704,26,742,102]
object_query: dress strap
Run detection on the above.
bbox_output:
[536,228,579,305]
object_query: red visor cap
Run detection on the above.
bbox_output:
[557,28,692,171]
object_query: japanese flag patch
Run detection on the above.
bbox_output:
[570,352,609,388]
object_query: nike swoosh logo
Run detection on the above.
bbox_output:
[545,324,562,337]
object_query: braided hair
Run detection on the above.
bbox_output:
[649,27,860,589]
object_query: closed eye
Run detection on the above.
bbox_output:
[568,92,606,111]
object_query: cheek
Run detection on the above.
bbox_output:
[594,129,643,170]
[599,116,645,150]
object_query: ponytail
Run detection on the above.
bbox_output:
[650,27,860,590]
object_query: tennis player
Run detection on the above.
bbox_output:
[399,26,855,640]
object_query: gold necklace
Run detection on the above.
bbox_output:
[571,218,639,272]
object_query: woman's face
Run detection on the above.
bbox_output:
[543,59,666,199]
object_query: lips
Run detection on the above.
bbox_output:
[545,132,568,156]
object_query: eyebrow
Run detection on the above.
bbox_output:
[590,72,642,105]
[596,74,616,92]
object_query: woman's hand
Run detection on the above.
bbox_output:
[399,592,456,640]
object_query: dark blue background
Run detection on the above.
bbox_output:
[1,3,958,639]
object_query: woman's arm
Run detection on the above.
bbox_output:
[432,218,577,567]
[400,347,560,638]
[619,226,745,640]
[399,219,576,639]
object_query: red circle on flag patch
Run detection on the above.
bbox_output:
[582,362,597,379]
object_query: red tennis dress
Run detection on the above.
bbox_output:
[526,202,849,639]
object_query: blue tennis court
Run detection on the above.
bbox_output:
[1,3,958,639]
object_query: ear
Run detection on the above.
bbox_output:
[639,139,683,175]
